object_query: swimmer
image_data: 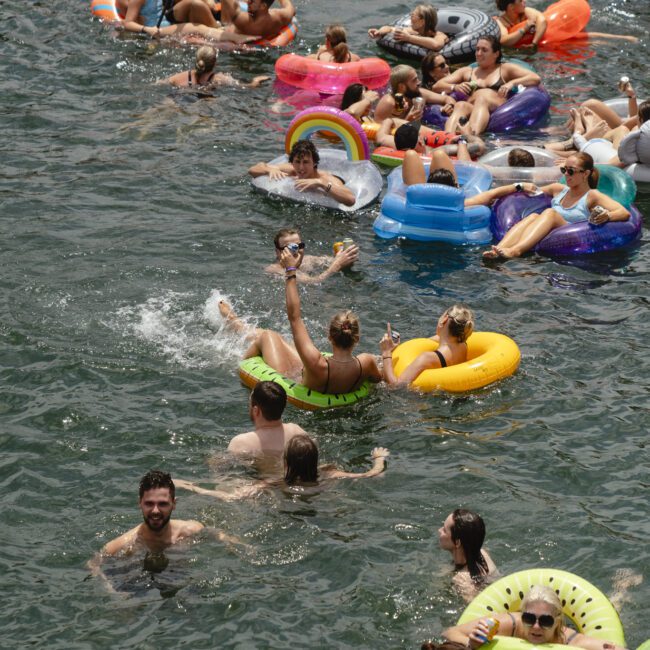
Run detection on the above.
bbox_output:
[368,4,449,52]
[219,0,295,40]
[122,0,256,44]
[218,249,383,395]
[175,435,390,498]
[438,35,541,136]
[443,585,627,650]
[341,84,380,122]
[438,509,498,602]
[379,307,474,385]
[308,24,360,63]
[248,139,356,207]
[161,45,269,88]
[87,471,238,590]
[374,65,455,123]
[483,152,630,260]
[266,228,359,284]
[495,0,547,49]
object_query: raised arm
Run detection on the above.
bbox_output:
[324,448,390,479]
[394,30,448,52]
[273,0,296,24]
[464,181,540,207]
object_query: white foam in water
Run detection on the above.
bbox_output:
[115,290,251,369]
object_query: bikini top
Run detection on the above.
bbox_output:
[470,65,506,93]
[551,187,591,224]
[321,356,363,394]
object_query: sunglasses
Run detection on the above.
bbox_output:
[434,62,449,69]
[276,242,305,252]
[521,612,556,629]
[560,166,585,176]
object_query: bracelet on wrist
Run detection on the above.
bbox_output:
[141,25,146,33]
[285,266,297,272]
[382,356,392,360]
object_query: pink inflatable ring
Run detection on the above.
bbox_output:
[275,54,390,95]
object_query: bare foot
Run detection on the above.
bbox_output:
[482,245,502,259]
[579,106,600,132]
[496,245,520,259]
[571,108,584,135]
[218,300,249,334]
[584,120,609,140]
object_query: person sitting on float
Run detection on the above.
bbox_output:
[483,152,630,259]
[437,35,541,136]
[495,0,547,49]
[161,45,270,88]
[122,0,255,43]
[368,4,449,52]
[340,84,380,122]
[219,248,383,395]
[176,435,389,498]
[220,0,295,41]
[379,306,475,384]
[308,24,360,63]
[421,52,451,91]
[374,65,455,123]
[438,509,498,602]
[443,585,627,650]
[248,139,355,207]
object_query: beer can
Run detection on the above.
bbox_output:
[333,241,344,255]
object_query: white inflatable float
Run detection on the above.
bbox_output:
[478,146,562,186]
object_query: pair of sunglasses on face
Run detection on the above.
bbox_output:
[521,612,557,628]
[560,166,586,176]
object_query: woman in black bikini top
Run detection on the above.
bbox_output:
[380,305,474,386]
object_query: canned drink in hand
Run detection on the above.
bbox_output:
[412,96,425,111]
[476,617,500,644]
[333,241,344,255]
[342,238,354,250]
[286,242,300,254]
[390,330,400,344]
[589,205,607,224]
[618,76,630,92]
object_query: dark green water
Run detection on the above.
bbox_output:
[1,1,649,648]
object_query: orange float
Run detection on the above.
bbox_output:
[508,0,590,47]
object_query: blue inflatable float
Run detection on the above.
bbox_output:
[373,161,493,244]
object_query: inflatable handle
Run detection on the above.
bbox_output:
[285,106,370,161]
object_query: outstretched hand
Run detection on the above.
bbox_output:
[379,322,399,356]
[331,244,359,271]
[371,447,390,460]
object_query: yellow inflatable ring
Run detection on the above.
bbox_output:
[458,568,625,648]
[390,332,520,393]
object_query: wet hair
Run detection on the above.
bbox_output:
[572,152,599,188]
[477,34,503,63]
[325,24,350,64]
[390,64,416,93]
[284,434,319,484]
[273,227,300,249]
[496,0,518,10]
[427,168,457,187]
[443,305,474,342]
[451,508,488,580]
[262,0,275,6]
[508,148,535,167]
[394,123,420,151]
[329,310,360,349]
[413,4,439,35]
[251,381,287,420]
[421,52,447,89]
[341,83,365,110]
[521,586,563,641]
[139,470,175,500]
[288,139,320,167]
[195,46,217,76]
[422,643,468,650]
[638,99,650,124]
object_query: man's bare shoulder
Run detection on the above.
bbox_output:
[283,422,308,436]
[172,519,204,541]
[102,525,141,556]
[228,430,260,455]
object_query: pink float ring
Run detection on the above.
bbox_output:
[275,54,390,95]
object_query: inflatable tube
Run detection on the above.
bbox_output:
[90,0,124,21]
[377,7,500,63]
[491,192,642,256]
[479,146,562,186]
[239,356,372,410]
[560,164,636,208]
[275,54,390,95]
[458,568,625,648]
[371,146,432,169]
[603,97,629,119]
[636,641,650,650]
[373,162,493,243]
[286,106,370,161]
[251,149,382,212]
[506,0,591,47]
[423,85,550,133]
[390,332,520,393]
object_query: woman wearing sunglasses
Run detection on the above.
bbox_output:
[483,152,630,259]
[420,52,451,91]
[443,585,626,649]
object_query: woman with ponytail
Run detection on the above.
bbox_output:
[220,246,383,394]
[379,305,475,385]
[309,24,360,63]
[484,152,630,259]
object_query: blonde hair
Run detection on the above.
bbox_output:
[325,24,350,64]
[195,46,217,75]
[329,311,360,349]
[390,64,416,93]
[413,4,438,35]
[521,586,563,641]
[444,305,474,343]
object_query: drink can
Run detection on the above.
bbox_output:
[342,238,354,250]
[286,242,300,254]
[476,617,500,644]
[618,76,630,92]
[412,96,425,111]
[333,241,344,255]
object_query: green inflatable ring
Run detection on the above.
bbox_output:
[560,164,637,208]
[636,641,650,650]
[239,355,372,410]
[458,568,625,649]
